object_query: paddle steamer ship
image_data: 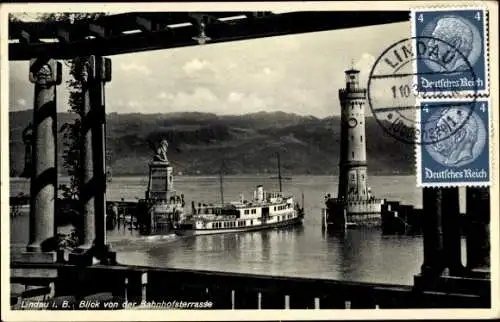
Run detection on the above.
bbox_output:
[174,153,304,236]
[174,185,304,236]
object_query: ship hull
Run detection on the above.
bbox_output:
[175,216,303,237]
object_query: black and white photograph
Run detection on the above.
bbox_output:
[2,1,498,320]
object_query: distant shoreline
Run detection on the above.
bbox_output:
[9,172,415,181]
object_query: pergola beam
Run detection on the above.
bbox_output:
[88,23,109,38]
[9,11,409,61]
[56,28,71,43]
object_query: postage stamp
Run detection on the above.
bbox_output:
[416,98,490,187]
[411,8,489,96]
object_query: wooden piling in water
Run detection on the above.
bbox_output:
[314,297,320,309]
[124,277,128,303]
[141,272,147,302]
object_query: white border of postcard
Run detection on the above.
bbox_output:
[1,1,498,321]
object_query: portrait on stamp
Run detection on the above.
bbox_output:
[413,9,488,94]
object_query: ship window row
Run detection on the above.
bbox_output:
[277,213,294,221]
[274,205,288,211]
[213,221,236,229]
[213,220,255,229]
[243,209,257,215]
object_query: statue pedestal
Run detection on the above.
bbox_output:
[146,161,173,200]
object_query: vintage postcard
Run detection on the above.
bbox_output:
[1,1,498,321]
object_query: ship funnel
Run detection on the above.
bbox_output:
[256,185,264,202]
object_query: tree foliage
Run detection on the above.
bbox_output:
[58,57,86,200]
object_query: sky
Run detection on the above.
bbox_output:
[9,20,409,118]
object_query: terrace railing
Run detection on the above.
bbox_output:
[10,262,490,310]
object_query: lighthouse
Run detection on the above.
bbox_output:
[323,67,383,231]
[338,68,369,200]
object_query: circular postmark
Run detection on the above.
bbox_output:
[367,36,478,145]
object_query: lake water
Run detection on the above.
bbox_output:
[9,175,468,286]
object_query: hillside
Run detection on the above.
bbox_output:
[9,110,415,176]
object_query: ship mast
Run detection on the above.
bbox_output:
[220,159,224,204]
[276,152,282,193]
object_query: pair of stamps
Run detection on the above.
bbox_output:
[368,7,491,187]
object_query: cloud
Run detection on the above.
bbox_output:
[119,62,152,75]
[8,21,409,118]
[246,94,267,111]
[228,92,244,103]
[157,91,174,100]
[182,58,210,75]
[17,98,26,107]
[127,100,141,108]
[354,53,376,71]
[262,67,273,75]
[171,87,218,110]
[146,87,271,115]
[354,53,376,87]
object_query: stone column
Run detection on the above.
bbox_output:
[465,187,490,271]
[441,187,464,275]
[26,59,62,252]
[75,56,111,253]
[77,58,96,250]
[420,187,445,276]
[89,56,111,250]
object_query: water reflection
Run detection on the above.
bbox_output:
[11,175,428,285]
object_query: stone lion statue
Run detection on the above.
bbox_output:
[153,139,169,163]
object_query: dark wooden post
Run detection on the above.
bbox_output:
[27,58,62,253]
[141,272,148,302]
[465,187,490,272]
[441,187,464,275]
[420,187,445,276]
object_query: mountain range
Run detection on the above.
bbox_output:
[9,110,415,176]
